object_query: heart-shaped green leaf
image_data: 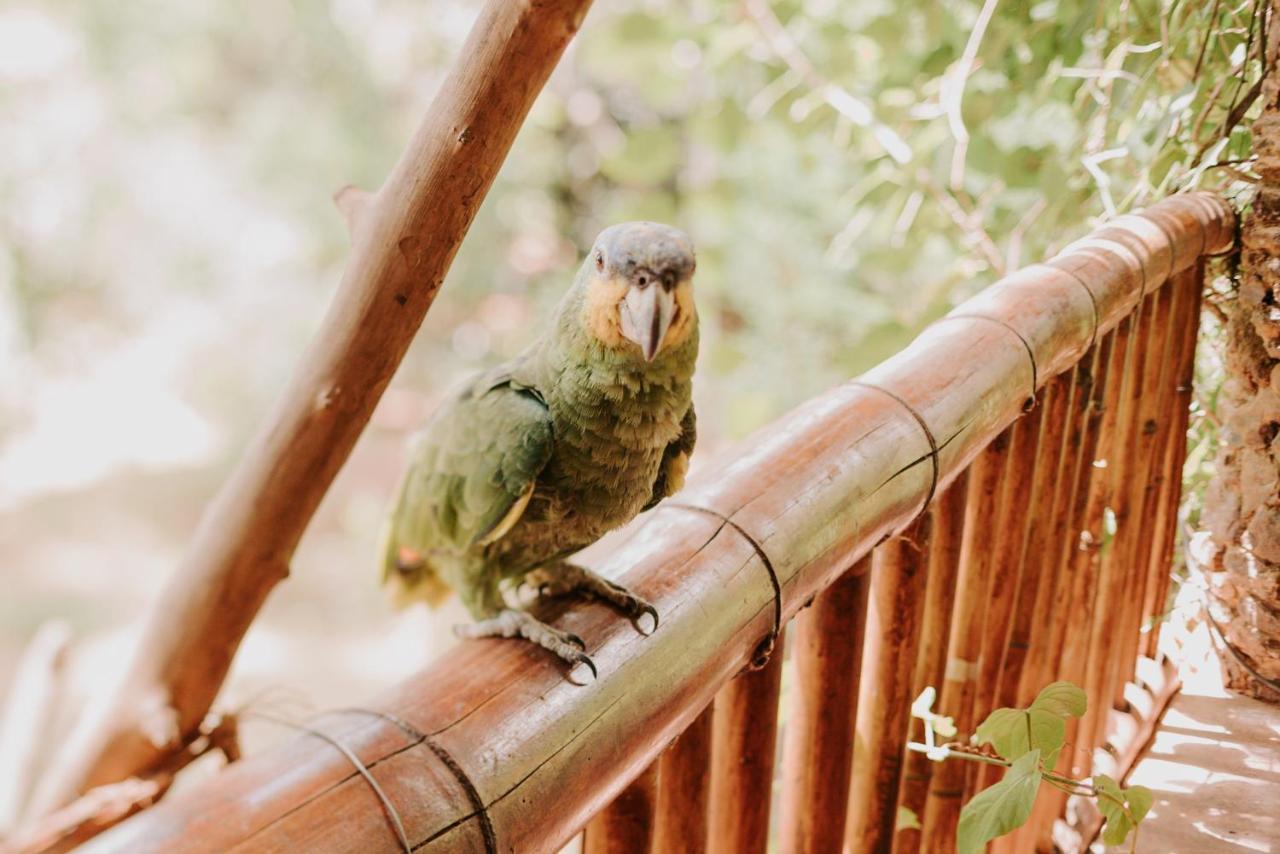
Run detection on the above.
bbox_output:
[974,706,1065,767]
[976,682,1087,768]
[957,750,1042,854]
[1029,681,1087,718]
[1095,775,1153,846]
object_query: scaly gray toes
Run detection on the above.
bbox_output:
[526,631,595,678]
[592,583,659,634]
[453,609,594,676]
[526,565,661,636]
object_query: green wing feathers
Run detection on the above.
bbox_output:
[644,404,696,510]
[380,373,554,606]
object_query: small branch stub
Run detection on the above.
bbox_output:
[333,185,376,240]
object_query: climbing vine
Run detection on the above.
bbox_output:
[907,681,1153,853]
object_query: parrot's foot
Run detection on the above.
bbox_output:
[454,609,596,679]
[528,562,659,633]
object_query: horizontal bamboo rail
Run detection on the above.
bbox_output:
[82,193,1233,854]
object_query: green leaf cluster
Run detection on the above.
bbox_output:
[957,750,1043,854]
[954,682,1091,852]
[1095,774,1154,847]
[974,681,1087,768]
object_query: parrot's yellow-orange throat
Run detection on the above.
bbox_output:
[582,274,697,358]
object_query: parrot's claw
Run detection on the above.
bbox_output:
[601,577,660,630]
[454,609,596,678]
[571,651,598,680]
[527,563,660,634]
[635,601,660,632]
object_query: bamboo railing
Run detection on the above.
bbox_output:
[81,192,1233,854]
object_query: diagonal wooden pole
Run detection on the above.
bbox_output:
[30,0,594,817]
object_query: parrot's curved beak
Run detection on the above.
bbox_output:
[620,282,677,362]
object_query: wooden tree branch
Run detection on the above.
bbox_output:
[77,194,1233,854]
[12,715,239,854]
[29,0,594,818]
[0,621,71,835]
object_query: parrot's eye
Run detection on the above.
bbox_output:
[637,275,648,287]
[594,251,605,272]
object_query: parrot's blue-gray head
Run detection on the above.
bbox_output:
[581,222,697,362]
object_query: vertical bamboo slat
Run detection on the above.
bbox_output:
[994,372,1075,710]
[1014,349,1098,703]
[895,475,970,854]
[919,429,1015,853]
[845,514,935,852]
[1106,284,1177,701]
[1138,263,1206,659]
[968,406,1045,791]
[974,404,1044,710]
[777,558,871,853]
[1077,301,1148,759]
[707,628,786,854]
[1017,332,1120,853]
[584,762,661,854]
[654,704,714,854]
[1044,332,1121,714]
[967,405,1045,795]
[1116,276,1189,675]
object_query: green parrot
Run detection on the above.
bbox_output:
[381,222,698,676]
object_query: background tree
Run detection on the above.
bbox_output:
[1199,0,1280,703]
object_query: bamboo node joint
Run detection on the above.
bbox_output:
[664,502,782,670]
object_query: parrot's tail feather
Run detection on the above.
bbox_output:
[395,548,426,574]
[378,494,454,610]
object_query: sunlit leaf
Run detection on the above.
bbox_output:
[1127,785,1154,822]
[896,805,921,832]
[1094,774,1153,846]
[974,706,1065,767]
[957,750,1042,854]
[1029,682,1087,718]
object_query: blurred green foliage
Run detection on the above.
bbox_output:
[0,0,1263,454]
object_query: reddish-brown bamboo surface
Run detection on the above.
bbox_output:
[653,704,713,853]
[895,477,968,854]
[845,516,933,851]
[778,557,870,853]
[584,761,660,854]
[706,632,785,854]
[81,194,1232,854]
